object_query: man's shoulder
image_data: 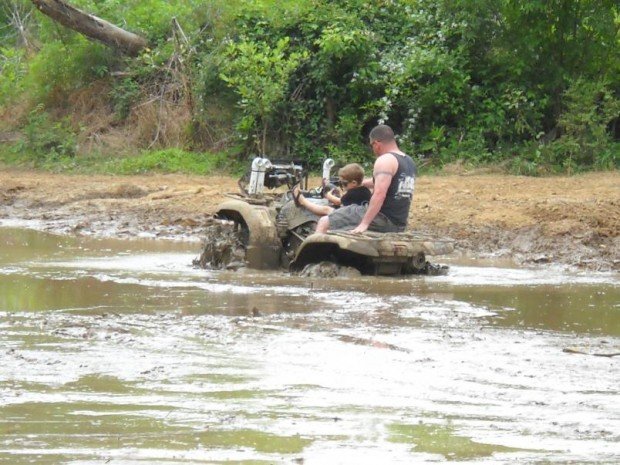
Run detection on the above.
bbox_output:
[382,151,415,170]
[378,151,410,161]
[387,151,411,159]
[375,152,399,164]
[374,152,399,173]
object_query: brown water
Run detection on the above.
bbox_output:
[1,227,618,464]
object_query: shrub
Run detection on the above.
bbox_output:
[0,47,27,105]
[219,37,307,155]
[111,148,228,174]
[24,36,115,104]
[12,104,77,160]
[552,79,620,171]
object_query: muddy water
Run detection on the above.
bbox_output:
[0,227,618,464]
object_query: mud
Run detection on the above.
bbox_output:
[0,169,618,270]
[192,220,246,270]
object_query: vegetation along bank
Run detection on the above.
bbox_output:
[0,0,618,174]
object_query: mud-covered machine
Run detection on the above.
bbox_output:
[195,158,453,276]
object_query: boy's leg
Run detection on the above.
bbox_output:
[316,216,330,233]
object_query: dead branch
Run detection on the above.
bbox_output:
[2,0,36,49]
[30,0,147,55]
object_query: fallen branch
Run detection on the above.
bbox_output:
[563,348,620,358]
[30,0,147,55]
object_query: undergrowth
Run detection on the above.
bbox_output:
[0,146,232,176]
[1,0,617,175]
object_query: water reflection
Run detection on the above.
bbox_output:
[0,227,618,464]
[451,284,620,335]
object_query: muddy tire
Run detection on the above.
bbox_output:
[408,252,427,273]
[281,222,316,267]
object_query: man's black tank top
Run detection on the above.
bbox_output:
[378,152,416,227]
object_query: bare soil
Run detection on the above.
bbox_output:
[0,169,618,270]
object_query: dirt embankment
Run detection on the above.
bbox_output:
[0,169,618,270]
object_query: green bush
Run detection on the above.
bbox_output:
[110,78,142,120]
[553,79,620,171]
[0,47,27,105]
[219,37,307,155]
[111,148,228,175]
[24,36,114,104]
[11,105,77,160]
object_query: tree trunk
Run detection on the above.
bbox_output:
[30,0,148,55]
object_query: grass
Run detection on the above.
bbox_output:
[105,148,230,175]
[0,146,234,176]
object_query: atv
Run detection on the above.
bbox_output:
[194,157,453,276]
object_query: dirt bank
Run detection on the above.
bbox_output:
[0,169,618,270]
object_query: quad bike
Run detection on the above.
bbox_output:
[194,158,454,276]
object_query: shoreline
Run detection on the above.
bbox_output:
[1,169,618,272]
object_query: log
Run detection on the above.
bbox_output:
[31,0,148,55]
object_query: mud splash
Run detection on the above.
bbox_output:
[192,220,246,270]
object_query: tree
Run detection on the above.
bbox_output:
[219,38,306,155]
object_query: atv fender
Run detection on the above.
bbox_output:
[296,233,379,257]
[216,199,282,270]
[290,231,455,275]
[290,232,379,274]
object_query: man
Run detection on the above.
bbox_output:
[316,124,416,233]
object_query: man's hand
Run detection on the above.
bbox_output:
[351,223,369,234]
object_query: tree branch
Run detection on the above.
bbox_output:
[30,0,148,55]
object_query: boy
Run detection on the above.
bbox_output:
[292,163,371,217]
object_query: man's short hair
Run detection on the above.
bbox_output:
[338,163,364,184]
[369,124,395,143]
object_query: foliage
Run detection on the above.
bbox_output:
[109,77,142,120]
[533,80,620,173]
[109,148,229,175]
[24,35,115,103]
[0,46,26,104]
[0,1,36,42]
[327,113,374,167]
[10,104,77,160]
[66,0,200,43]
[0,0,618,174]
[219,37,307,154]
[0,145,230,175]
[555,79,620,171]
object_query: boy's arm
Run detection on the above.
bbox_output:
[324,189,342,206]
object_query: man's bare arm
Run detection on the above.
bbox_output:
[350,174,390,233]
[361,177,374,188]
[351,155,397,233]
